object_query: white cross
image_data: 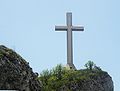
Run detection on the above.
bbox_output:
[55,12,84,69]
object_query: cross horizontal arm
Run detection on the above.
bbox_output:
[55,26,67,31]
[72,26,84,31]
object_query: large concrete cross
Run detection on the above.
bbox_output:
[55,12,84,69]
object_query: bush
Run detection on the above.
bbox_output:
[84,61,96,70]
[39,62,103,91]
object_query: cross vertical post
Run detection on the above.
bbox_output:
[66,13,73,67]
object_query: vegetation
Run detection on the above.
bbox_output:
[84,61,102,71]
[39,61,103,91]
[84,60,95,70]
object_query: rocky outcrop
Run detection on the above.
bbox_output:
[0,45,114,91]
[0,45,41,91]
[60,70,114,91]
[39,64,114,91]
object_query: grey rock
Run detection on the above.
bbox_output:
[0,45,41,91]
[60,70,114,91]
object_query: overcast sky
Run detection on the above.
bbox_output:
[0,0,120,90]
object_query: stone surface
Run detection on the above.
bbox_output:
[0,45,41,91]
[60,70,114,91]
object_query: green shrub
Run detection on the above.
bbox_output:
[39,62,103,91]
[84,60,96,70]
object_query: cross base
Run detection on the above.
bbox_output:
[66,63,76,70]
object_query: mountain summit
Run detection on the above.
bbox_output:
[0,45,114,91]
[39,64,114,91]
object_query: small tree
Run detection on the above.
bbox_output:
[85,61,95,70]
[52,64,64,80]
[40,69,51,85]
